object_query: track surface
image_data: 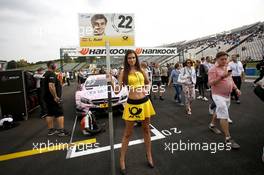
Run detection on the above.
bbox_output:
[1,81,264,175]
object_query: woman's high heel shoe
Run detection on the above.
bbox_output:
[147,161,154,168]
[120,160,126,175]
[120,168,126,175]
[146,154,154,168]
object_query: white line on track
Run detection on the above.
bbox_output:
[66,124,166,159]
[66,115,78,159]
[69,115,78,144]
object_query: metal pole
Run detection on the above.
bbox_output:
[106,40,116,175]
[0,105,2,118]
[60,48,64,72]
[182,50,185,63]
[260,39,263,55]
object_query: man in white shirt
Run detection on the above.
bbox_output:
[205,56,214,70]
[33,67,46,117]
[202,56,213,91]
[228,54,245,104]
[161,65,168,85]
[66,72,70,86]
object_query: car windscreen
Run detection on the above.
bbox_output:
[85,76,118,89]
[85,78,107,88]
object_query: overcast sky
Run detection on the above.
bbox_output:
[0,0,263,62]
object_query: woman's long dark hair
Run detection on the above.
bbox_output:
[122,50,145,85]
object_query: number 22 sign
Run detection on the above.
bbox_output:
[79,13,135,47]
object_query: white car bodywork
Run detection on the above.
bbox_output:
[75,74,128,112]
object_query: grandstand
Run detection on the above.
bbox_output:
[229,35,264,60]
[61,63,79,72]
[73,62,87,71]
[3,21,263,71]
[143,21,264,65]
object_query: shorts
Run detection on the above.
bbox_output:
[212,94,230,119]
[44,99,64,117]
[122,96,156,121]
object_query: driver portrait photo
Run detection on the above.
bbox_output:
[91,14,108,36]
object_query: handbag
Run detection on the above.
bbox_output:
[254,85,264,102]
[178,68,188,84]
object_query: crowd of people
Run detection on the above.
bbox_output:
[27,50,264,174]
[105,50,264,174]
[176,22,264,54]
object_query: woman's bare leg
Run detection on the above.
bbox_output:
[142,118,153,165]
[120,121,134,169]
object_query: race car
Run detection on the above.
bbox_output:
[75,74,128,115]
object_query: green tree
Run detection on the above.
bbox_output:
[6,60,18,69]
[17,59,29,67]
[76,56,87,63]
[64,53,72,63]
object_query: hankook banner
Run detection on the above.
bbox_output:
[63,47,177,56]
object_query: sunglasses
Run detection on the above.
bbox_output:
[187,62,192,64]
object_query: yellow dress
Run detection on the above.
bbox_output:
[122,71,156,121]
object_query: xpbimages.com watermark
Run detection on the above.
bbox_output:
[100,84,166,95]
[164,140,232,154]
[32,140,100,153]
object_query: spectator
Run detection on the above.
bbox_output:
[66,72,70,86]
[179,59,196,115]
[208,51,241,149]
[242,60,247,70]
[62,71,66,84]
[92,68,97,74]
[168,63,184,106]
[254,57,264,85]
[99,66,106,74]
[195,60,208,101]
[228,54,244,104]
[167,64,173,82]
[160,65,168,86]
[152,63,164,100]
[78,69,85,84]
[254,76,264,102]
[202,56,211,90]
[57,71,63,85]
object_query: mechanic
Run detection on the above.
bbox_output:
[43,61,69,136]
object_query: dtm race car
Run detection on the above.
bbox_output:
[75,74,128,115]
